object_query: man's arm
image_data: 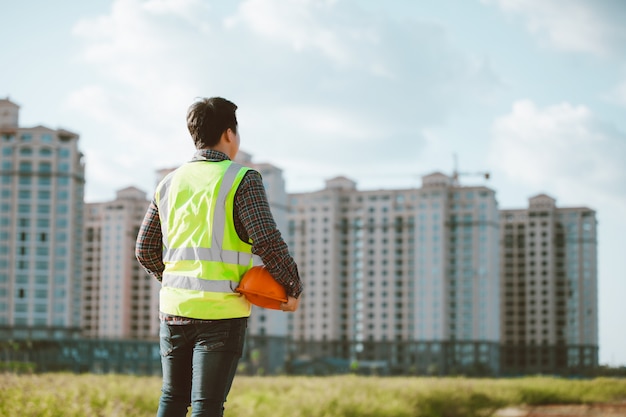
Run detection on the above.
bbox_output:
[234,170,303,299]
[135,201,165,281]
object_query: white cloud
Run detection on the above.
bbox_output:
[278,105,380,139]
[228,0,345,60]
[68,0,500,200]
[488,99,626,211]
[484,0,626,57]
[65,84,194,200]
[72,0,204,91]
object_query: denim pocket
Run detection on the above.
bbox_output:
[196,318,247,353]
[196,320,230,352]
[225,318,247,356]
[159,322,175,357]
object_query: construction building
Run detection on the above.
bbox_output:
[287,172,501,375]
[499,194,598,374]
[82,186,159,340]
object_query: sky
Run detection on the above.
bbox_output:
[1,0,625,366]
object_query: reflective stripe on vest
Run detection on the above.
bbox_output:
[163,247,252,266]
[163,274,236,293]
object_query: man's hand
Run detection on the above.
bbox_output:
[280,296,300,312]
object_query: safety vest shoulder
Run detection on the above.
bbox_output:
[155,159,254,319]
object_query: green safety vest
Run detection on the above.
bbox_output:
[156,159,254,319]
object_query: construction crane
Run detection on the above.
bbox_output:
[451,153,490,186]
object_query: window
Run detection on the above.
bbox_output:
[18,189,30,199]
[39,162,52,173]
[19,147,33,156]
[19,161,31,172]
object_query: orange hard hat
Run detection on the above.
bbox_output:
[236,265,287,310]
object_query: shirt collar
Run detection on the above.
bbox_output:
[192,149,231,162]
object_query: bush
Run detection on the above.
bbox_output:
[0,361,35,374]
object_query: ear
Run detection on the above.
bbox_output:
[224,128,236,143]
[219,128,231,144]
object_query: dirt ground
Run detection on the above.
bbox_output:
[495,402,626,417]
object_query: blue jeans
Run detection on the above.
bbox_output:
[156,317,248,417]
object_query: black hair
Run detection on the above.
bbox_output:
[186,97,238,149]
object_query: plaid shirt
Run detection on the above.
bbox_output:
[135,149,303,298]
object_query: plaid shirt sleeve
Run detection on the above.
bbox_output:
[135,200,164,281]
[234,170,303,298]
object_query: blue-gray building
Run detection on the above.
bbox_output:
[0,98,85,331]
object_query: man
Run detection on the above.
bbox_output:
[135,97,302,417]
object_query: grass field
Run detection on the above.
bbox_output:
[0,373,625,417]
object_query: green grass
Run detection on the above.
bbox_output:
[0,373,625,417]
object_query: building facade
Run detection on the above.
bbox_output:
[0,98,85,334]
[82,187,159,340]
[287,173,501,375]
[499,194,598,374]
[0,98,600,376]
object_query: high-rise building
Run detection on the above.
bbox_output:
[82,187,159,340]
[499,194,598,373]
[287,172,501,374]
[0,98,85,334]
